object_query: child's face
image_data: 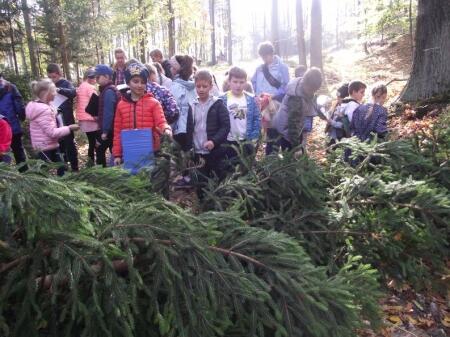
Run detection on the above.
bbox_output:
[96,75,110,86]
[229,77,246,96]
[42,86,56,103]
[115,52,126,67]
[129,76,146,97]
[195,79,212,101]
[351,88,365,102]
[149,73,158,83]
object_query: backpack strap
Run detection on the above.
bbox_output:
[262,64,282,89]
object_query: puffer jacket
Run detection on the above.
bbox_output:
[26,101,71,151]
[76,81,97,121]
[112,92,169,158]
[0,115,12,153]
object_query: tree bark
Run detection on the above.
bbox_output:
[409,0,414,59]
[55,0,71,80]
[167,0,175,57]
[400,0,450,102]
[21,0,39,78]
[310,0,323,70]
[6,3,19,75]
[209,0,216,65]
[296,0,307,66]
[138,0,147,63]
[226,0,232,65]
[271,0,280,55]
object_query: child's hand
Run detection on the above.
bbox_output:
[69,124,80,131]
[101,133,108,141]
[204,140,215,151]
[164,128,173,138]
[114,157,122,166]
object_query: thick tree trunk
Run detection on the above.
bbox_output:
[400,0,450,102]
[209,0,216,65]
[21,0,39,78]
[310,0,323,70]
[167,0,175,57]
[296,0,307,66]
[271,0,280,55]
[226,0,232,65]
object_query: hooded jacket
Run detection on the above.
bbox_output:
[0,81,25,134]
[112,92,169,158]
[26,101,71,151]
[273,78,317,147]
[170,77,196,135]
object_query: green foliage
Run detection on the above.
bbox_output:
[0,68,32,102]
[0,164,381,337]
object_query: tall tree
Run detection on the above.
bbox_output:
[310,0,323,69]
[54,0,70,79]
[226,0,232,65]
[271,0,279,55]
[21,0,39,78]
[167,0,175,57]
[400,0,450,102]
[209,0,216,65]
[296,0,307,66]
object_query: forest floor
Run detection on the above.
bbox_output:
[74,35,449,337]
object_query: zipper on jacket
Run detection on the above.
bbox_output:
[133,102,137,129]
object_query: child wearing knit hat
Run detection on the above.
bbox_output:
[112,62,172,166]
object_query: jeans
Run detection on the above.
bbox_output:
[11,133,27,172]
[59,131,78,171]
[95,133,112,167]
[86,131,98,162]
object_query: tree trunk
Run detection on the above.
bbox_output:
[138,0,147,63]
[21,0,39,78]
[409,0,414,59]
[271,0,280,55]
[296,0,307,66]
[400,0,450,102]
[335,0,339,49]
[20,39,28,74]
[167,0,175,57]
[209,0,216,65]
[310,0,323,69]
[226,0,232,65]
[6,3,19,75]
[55,0,71,80]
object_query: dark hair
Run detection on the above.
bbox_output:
[175,55,194,81]
[295,65,307,78]
[47,63,61,75]
[125,58,140,67]
[228,66,247,80]
[302,67,322,91]
[149,49,163,59]
[372,83,388,97]
[348,80,367,95]
[336,83,349,98]
[194,69,213,84]
[258,41,275,57]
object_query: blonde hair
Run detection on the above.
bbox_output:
[31,78,56,100]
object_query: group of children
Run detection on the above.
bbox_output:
[0,41,389,194]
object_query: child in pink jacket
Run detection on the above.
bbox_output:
[76,68,98,163]
[26,79,79,175]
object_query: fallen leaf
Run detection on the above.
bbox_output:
[387,316,402,324]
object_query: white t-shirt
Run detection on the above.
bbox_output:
[227,93,248,141]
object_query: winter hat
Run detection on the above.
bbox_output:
[124,62,149,84]
[336,83,349,99]
[94,64,113,77]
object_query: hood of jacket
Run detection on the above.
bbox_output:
[120,91,155,104]
[173,77,195,91]
[26,101,50,121]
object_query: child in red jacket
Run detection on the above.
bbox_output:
[0,114,12,163]
[113,62,172,166]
